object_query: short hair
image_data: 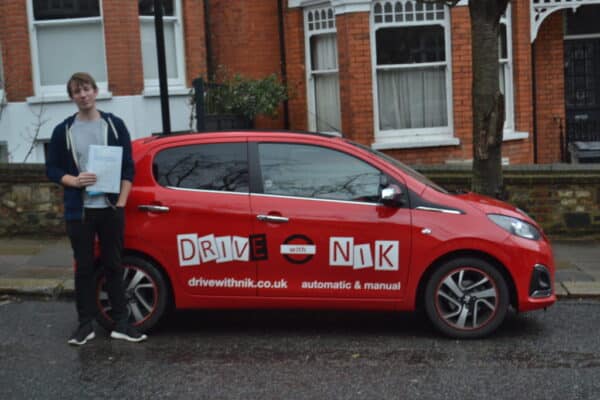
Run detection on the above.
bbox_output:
[66,72,98,98]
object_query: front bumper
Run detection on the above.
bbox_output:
[504,236,556,312]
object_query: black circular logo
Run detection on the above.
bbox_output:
[282,234,315,265]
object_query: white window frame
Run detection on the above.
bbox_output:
[500,4,527,141]
[139,0,187,94]
[304,4,341,134]
[371,0,456,150]
[26,0,109,100]
[500,5,518,139]
[0,41,5,101]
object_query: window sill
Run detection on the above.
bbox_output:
[372,136,460,150]
[445,157,511,166]
[142,86,190,97]
[503,130,529,141]
[26,91,113,104]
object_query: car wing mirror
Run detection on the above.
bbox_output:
[381,184,404,207]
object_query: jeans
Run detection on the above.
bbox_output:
[66,207,127,328]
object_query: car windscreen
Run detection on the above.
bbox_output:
[346,140,449,194]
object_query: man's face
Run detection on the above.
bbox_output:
[69,82,98,112]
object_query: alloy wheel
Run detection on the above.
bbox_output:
[435,267,499,331]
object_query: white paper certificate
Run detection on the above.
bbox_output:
[86,145,123,194]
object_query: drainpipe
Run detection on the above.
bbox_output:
[204,0,214,79]
[154,0,171,135]
[531,41,538,163]
[277,0,290,129]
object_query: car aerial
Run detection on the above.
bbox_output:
[94,130,556,339]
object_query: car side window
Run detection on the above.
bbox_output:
[153,142,248,192]
[258,143,382,202]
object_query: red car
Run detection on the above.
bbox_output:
[95,131,555,338]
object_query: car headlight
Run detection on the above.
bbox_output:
[488,214,541,240]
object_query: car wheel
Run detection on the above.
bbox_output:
[424,257,509,339]
[95,255,168,333]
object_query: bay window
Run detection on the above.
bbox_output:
[372,0,455,148]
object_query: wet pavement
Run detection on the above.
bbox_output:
[0,236,598,298]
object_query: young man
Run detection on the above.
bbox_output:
[46,72,147,345]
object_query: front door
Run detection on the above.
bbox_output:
[564,6,600,154]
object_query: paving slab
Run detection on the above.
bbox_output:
[0,241,45,255]
[3,267,72,279]
[562,281,600,297]
[575,264,600,279]
[62,279,75,293]
[554,283,568,297]
[554,259,577,270]
[0,278,65,296]
[555,269,594,282]
[0,256,31,275]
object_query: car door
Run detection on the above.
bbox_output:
[128,138,257,296]
[250,139,412,299]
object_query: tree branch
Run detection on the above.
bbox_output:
[0,90,6,121]
[22,101,49,163]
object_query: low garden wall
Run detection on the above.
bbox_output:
[2,163,600,238]
[418,164,600,237]
[0,164,65,236]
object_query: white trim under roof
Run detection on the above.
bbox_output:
[531,0,600,42]
[289,0,371,14]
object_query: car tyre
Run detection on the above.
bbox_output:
[95,255,168,333]
[424,257,509,339]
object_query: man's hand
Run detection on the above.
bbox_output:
[66,172,97,188]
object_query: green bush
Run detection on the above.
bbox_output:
[204,73,288,120]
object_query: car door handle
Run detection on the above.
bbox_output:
[257,214,289,223]
[138,204,170,213]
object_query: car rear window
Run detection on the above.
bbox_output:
[153,142,249,192]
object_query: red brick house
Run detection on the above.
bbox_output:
[0,0,598,165]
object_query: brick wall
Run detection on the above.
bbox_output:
[336,12,373,145]
[0,1,33,101]
[534,12,566,164]
[448,6,473,162]
[103,0,144,95]
[283,6,308,131]
[183,0,208,87]
[207,0,284,129]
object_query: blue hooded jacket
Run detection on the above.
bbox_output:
[45,111,135,221]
